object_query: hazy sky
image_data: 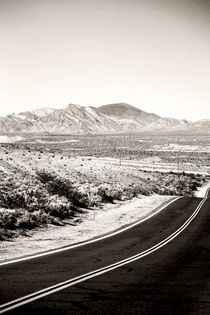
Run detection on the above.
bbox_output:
[0,0,209,121]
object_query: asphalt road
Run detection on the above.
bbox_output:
[0,190,210,314]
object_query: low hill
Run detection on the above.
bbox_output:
[96,103,189,131]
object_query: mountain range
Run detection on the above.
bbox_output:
[0,103,209,134]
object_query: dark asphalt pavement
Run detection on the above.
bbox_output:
[0,194,210,314]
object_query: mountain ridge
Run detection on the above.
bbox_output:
[0,103,208,134]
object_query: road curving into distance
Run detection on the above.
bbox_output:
[0,189,210,314]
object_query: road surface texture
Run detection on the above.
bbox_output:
[0,189,210,314]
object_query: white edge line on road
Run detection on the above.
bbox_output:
[0,197,207,314]
[0,196,180,267]
[204,188,210,199]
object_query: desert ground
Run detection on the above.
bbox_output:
[0,133,209,260]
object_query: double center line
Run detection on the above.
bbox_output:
[0,196,207,314]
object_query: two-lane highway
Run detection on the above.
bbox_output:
[0,191,210,314]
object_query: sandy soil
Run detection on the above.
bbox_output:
[0,194,172,262]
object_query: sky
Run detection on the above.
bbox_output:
[0,0,209,121]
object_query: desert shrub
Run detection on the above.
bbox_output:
[97,184,123,203]
[46,195,73,218]
[0,175,77,223]
[17,212,40,229]
[0,191,26,209]
[189,180,198,191]
[0,179,49,211]
[0,180,26,209]
[36,170,55,183]
[153,171,207,197]
[24,188,49,211]
[0,228,14,240]
[78,184,102,206]
[37,171,90,208]
[16,210,54,229]
[0,210,18,229]
[0,208,64,233]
